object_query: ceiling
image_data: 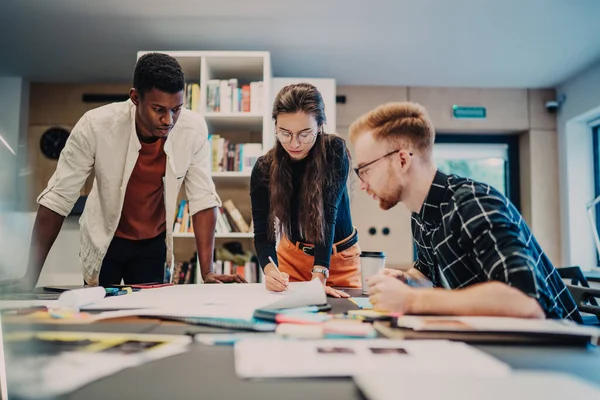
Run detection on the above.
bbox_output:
[1,0,600,88]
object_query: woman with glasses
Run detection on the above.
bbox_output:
[250,83,360,298]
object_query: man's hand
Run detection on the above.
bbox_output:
[203,272,247,284]
[381,267,432,288]
[367,272,417,314]
[381,268,410,280]
[311,270,350,298]
[264,264,289,292]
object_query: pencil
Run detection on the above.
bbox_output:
[268,256,284,278]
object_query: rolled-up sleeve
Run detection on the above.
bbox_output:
[37,116,95,217]
[185,135,221,215]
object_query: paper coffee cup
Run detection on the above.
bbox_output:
[360,251,386,295]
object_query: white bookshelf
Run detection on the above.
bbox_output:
[204,112,264,131]
[137,50,272,149]
[137,51,270,267]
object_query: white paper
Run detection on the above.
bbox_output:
[82,281,327,321]
[259,280,326,310]
[234,339,510,378]
[354,370,600,400]
[57,286,106,309]
[397,316,600,337]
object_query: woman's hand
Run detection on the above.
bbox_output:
[311,269,350,298]
[264,263,289,292]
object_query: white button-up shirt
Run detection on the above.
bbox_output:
[37,100,221,285]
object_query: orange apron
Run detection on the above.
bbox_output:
[276,231,361,288]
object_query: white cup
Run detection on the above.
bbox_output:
[360,251,386,295]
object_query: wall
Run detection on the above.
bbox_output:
[556,59,600,269]
[27,83,130,285]
[337,86,561,268]
[519,89,561,265]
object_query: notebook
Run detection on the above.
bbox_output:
[149,315,277,332]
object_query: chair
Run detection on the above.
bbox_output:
[558,266,600,325]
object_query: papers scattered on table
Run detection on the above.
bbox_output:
[234,339,510,379]
[83,281,327,322]
[5,331,190,399]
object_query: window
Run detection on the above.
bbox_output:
[434,134,520,209]
[435,143,508,196]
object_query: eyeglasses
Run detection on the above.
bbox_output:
[353,149,413,182]
[275,129,319,144]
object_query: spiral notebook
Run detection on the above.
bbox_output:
[148,315,278,332]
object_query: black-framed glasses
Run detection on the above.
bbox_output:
[275,129,319,144]
[353,149,413,182]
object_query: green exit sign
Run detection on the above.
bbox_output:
[452,105,486,119]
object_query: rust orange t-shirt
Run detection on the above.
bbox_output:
[114,138,167,240]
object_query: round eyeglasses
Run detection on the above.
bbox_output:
[275,130,319,144]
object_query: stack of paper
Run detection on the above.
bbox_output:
[374,316,600,345]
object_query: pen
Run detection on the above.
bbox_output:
[268,256,284,278]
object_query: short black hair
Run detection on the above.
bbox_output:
[133,53,185,96]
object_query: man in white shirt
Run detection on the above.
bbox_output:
[22,53,245,287]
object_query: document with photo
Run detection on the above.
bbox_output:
[234,339,510,379]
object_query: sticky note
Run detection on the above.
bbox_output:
[349,297,373,309]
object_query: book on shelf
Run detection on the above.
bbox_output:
[223,199,250,233]
[173,199,251,235]
[172,200,193,234]
[173,251,261,284]
[209,134,262,173]
[184,82,200,112]
[173,259,197,285]
[206,79,264,113]
[213,260,261,283]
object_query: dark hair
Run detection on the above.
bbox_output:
[133,53,185,96]
[267,83,332,245]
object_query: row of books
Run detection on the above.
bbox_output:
[173,199,251,234]
[213,260,264,284]
[209,134,262,173]
[206,79,264,113]
[173,257,263,284]
[215,199,252,234]
[172,260,197,284]
[184,82,201,111]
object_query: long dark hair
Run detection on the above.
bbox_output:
[266,83,334,245]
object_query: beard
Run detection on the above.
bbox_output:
[377,184,402,210]
[379,195,399,210]
[372,164,404,210]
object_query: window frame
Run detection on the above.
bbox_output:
[434,134,521,211]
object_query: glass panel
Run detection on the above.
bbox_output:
[434,143,508,196]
